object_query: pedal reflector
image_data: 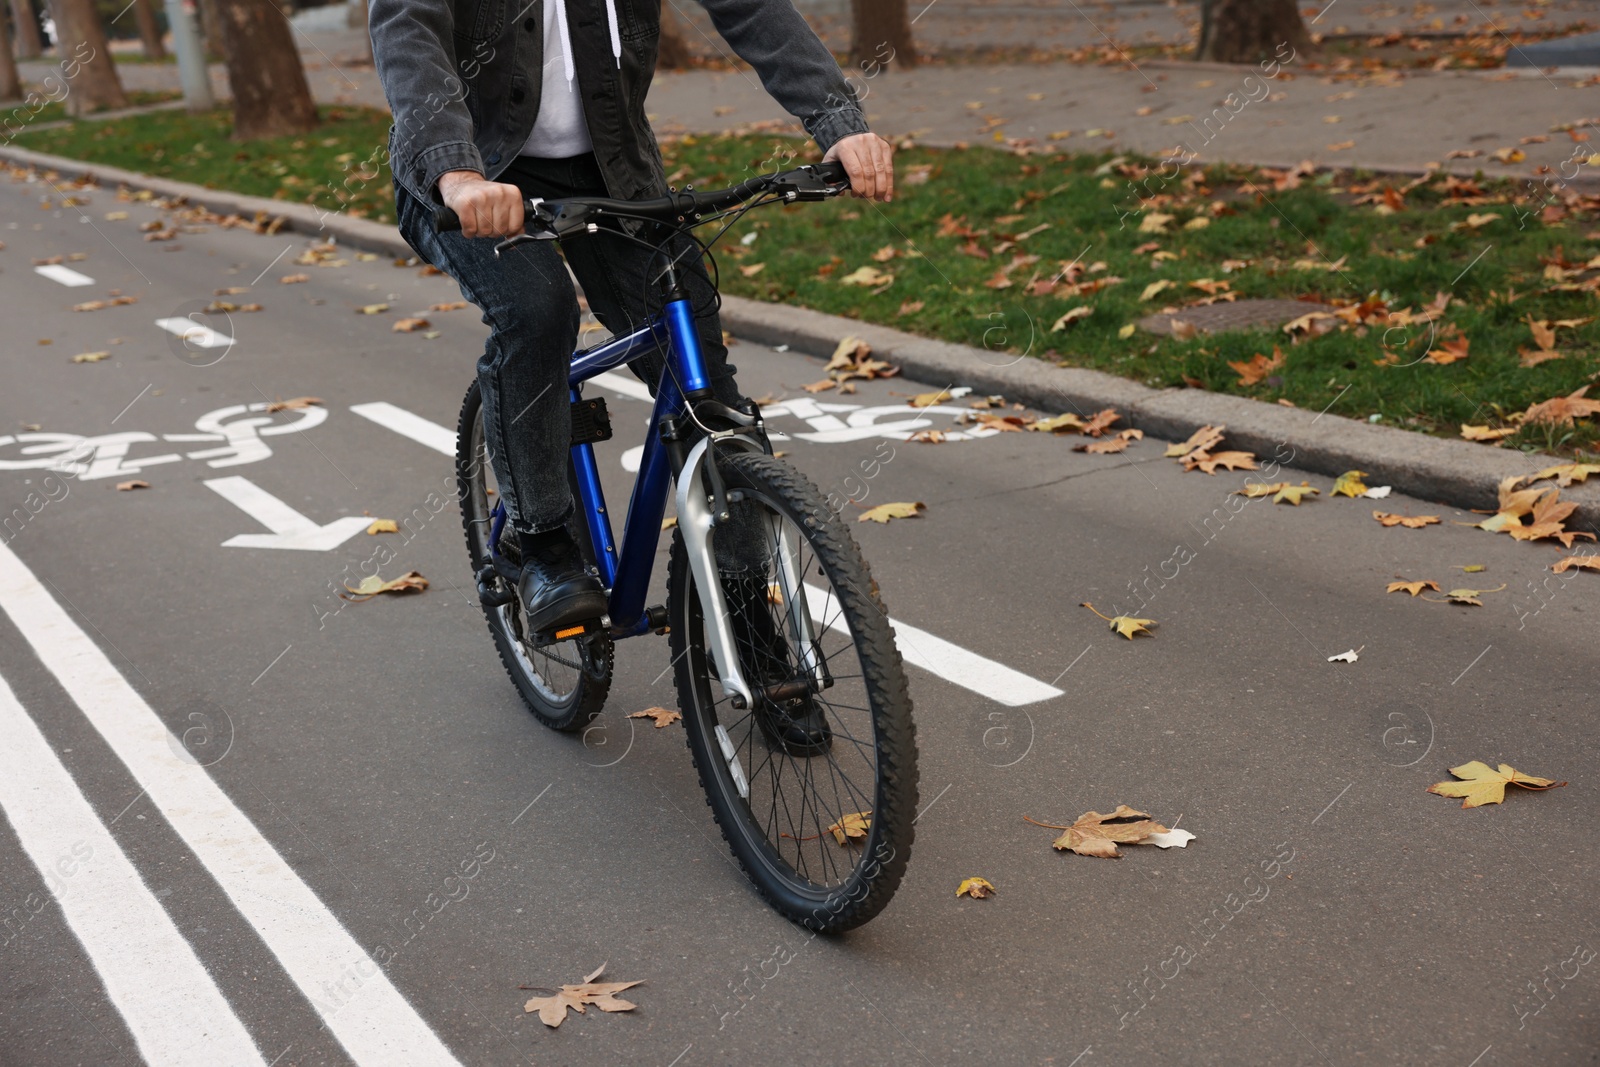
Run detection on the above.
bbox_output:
[555,624,587,639]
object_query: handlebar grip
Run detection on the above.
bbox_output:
[433,204,462,233]
[813,160,849,185]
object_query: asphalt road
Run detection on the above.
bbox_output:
[1,172,1598,1067]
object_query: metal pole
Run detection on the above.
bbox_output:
[163,0,214,111]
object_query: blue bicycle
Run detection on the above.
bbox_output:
[440,162,917,931]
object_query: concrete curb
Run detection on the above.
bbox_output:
[6,141,1595,533]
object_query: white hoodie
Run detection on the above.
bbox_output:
[518,0,623,159]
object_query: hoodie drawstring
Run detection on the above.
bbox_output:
[555,0,623,88]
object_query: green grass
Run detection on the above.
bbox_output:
[13,110,1599,454]
[13,103,397,222]
[4,88,182,128]
[660,133,1600,457]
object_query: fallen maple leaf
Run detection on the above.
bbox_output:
[523,964,643,1028]
[1427,761,1565,808]
[393,317,431,333]
[1373,511,1440,528]
[1081,601,1155,639]
[1183,450,1258,474]
[264,396,322,413]
[366,519,398,535]
[340,571,429,601]
[115,479,150,491]
[956,877,996,899]
[1528,462,1600,487]
[1525,386,1600,426]
[628,707,682,728]
[1029,805,1169,858]
[826,811,872,845]
[1080,409,1122,437]
[1507,489,1595,548]
[839,265,893,288]
[1423,334,1469,364]
[858,501,925,524]
[1552,555,1600,574]
[1424,584,1505,606]
[1165,424,1225,458]
[1460,424,1518,442]
[1387,579,1440,596]
[1331,470,1370,498]
[1074,428,1143,454]
[1228,346,1285,386]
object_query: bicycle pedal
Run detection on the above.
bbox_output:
[476,565,516,608]
[532,616,606,646]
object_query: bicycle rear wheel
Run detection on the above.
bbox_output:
[457,380,611,731]
[667,451,917,932]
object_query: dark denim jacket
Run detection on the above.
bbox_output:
[370,0,870,204]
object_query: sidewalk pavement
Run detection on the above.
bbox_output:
[19,21,1600,183]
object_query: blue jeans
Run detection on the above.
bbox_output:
[394,152,746,536]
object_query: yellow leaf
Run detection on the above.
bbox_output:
[1427,761,1565,808]
[366,519,399,534]
[826,811,872,845]
[393,317,431,333]
[1272,482,1319,505]
[1140,279,1174,301]
[858,501,925,524]
[1051,306,1092,331]
[1387,579,1440,596]
[1118,323,1137,339]
[356,303,390,314]
[339,570,429,601]
[1460,424,1517,442]
[1030,413,1086,434]
[956,877,996,899]
[279,273,310,284]
[70,351,111,363]
[1372,511,1440,528]
[1165,424,1225,458]
[1183,450,1257,474]
[1331,470,1369,497]
[1030,805,1169,858]
[627,707,682,728]
[1530,462,1600,486]
[1081,601,1155,639]
[1489,147,1526,164]
[1233,482,1287,499]
[839,265,893,287]
[1138,212,1174,234]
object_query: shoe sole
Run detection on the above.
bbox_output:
[524,588,610,635]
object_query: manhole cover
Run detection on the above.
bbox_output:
[1138,299,1331,336]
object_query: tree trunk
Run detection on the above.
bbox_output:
[195,0,226,58]
[0,13,22,100]
[52,0,128,113]
[849,0,915,72]
[657,0,692,69]
[131,0,165,60]
[1195,0,1311,64]
[10,0,43,59]
[215,0,317,138]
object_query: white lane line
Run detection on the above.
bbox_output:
[0,671,265,1066]
[204,476,372,552]
[0,540,464,1067]
[154,317,234,349]
[353,400,1064,706]
[804,584,1063,707]
[34,264,95,287]
[350,401,455,455]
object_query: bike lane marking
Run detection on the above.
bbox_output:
[349,400,1064,707]
[154,317,235,349]
[0,670,266,1066]
[204,476,373,551]
[33,264,95,287]
[0,539,465,1067]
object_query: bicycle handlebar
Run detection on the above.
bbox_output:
[431,160,850,237]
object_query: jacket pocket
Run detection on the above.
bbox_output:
[453,0,505,43]
[618,0,660,41]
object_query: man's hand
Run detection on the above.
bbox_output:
[822,133,894,203]
[438,170,525,238]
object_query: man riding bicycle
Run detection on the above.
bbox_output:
[370,0,895,637]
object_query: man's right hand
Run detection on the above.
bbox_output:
[438,170,525,238]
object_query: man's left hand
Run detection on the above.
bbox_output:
[823,133,895,203]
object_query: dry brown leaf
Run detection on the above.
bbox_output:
[115,480,150,491]
[1081,409,1122,437]
[70,351,111,363]
[1507,489,1596,548]
[280,273,310,284]
[1165,424,1225,458]
[826,811,872,845]
[1228,346,1285,386]
[907,389,955,408]
[1524,386,1600,426]
[339,571,429,601]
[955,877,996,899]
[1033,805,1169,858]
[1031,413,1086,434]
[1387,578,1440,596]
[897,300,925,316]
[1460,424,1518,442]
[1074,428,1143,454]
[264,396,322,413]
[1373,511,1440,528]
[1552,555,1600,574]
[1183,450,1257,474]
[627,707,682,728]
[429,301,469,312]
[1528,463,1600,487]
[393,317,431,333]
[355,303,390,315]
[1423,334,1470,364]
[523,964,642,1028]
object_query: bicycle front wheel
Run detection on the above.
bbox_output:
[667,451,917,932]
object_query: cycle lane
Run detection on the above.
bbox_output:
[2,175,1598,1065]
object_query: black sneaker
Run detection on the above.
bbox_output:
[516,529,608,636]
[723,574,832,757]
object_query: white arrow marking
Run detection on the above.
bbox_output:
[204,476,371,551]
[34,264,95,286]
[155,317,235,348]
